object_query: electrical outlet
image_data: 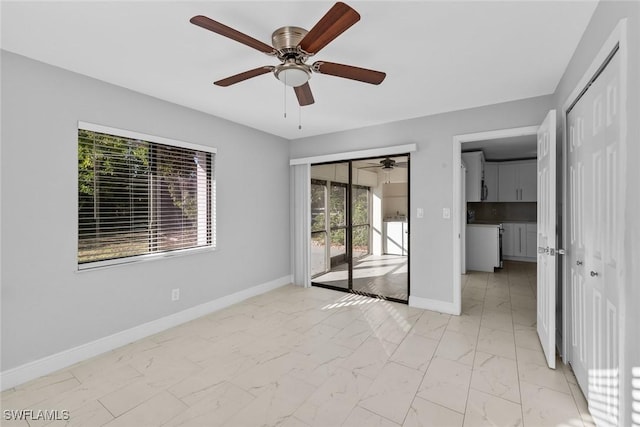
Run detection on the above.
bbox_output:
[416,208,424,218]
[442,208,451,219]
[171,288,180,301]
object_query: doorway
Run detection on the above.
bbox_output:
[310,155,410,303]
[453,126,540,314]
[454,116,560,371]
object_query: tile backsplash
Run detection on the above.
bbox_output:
[467,202,537,223]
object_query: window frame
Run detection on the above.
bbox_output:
[350,183,371,260]
[77,121,217,271]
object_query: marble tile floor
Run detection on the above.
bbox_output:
[1,262,593,426]
[312,254,408,301]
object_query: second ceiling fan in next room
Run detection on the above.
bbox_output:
[361,157,408,171]
[190,2,386,106]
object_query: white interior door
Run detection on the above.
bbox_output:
[567,49,622,425]
[536,109,557,369]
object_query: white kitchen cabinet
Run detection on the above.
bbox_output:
[483,162,499,202]
[526,224,538,257]
[498,163,518,202]
[466,224,500,272]
[462,151,484,202]
[513,224,527,257]
[498,160,537,202]
[519,162,537,201]
[503,222,536,261]
[502,223,515,256]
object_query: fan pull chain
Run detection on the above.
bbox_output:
[283,78,287,118]
[298,105,302,130]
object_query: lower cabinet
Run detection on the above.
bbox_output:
[525,224,538,258]
[502,223,537,261]
[502,223,515,257]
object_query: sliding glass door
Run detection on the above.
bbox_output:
[310,155,409,303]
[310,162,350,289]
[310,180,327,278]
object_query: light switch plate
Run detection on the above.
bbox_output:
[442,208,451,219]
[416,208,424,218]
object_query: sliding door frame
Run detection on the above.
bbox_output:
[310,154,411,304]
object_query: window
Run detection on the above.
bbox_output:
[311,179,327,277]
[78,122,215,269]
[351,185,370,259]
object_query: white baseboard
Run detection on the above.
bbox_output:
[0,275,292,391]
[409,295,460,316]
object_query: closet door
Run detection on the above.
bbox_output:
[567,49,621,425]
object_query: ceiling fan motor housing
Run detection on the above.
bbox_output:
[381,158,396,170]
[272,26,308,58]
[272,26,312,87]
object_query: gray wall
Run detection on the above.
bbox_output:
[552,1,640,425]
[0,51,291,371]
[289,95,554,304]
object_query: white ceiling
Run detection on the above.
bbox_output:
[1,1,598,140]
[462,135,538,160]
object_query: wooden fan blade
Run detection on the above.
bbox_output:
[294,83,315,106]
[214,66,274,87]
[313,61,386,85]
[190,15,275,54]
[298,2,360,54]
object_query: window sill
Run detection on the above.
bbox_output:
[76,245,216,273]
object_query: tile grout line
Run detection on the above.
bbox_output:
[398,309,452,425]
[461,270,488,426]
[509,263,527,426]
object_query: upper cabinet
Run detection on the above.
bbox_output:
[498,160,537,202]
[462,154,536,203]
[484,162,499,202]
[498,163,518,202]
[462,151,485,202]
[518,162,537,201]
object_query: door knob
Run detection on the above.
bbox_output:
[576,260,583,266]
[590,271,599,277]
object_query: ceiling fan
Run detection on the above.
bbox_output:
[362,157,409,171]
[190,2,386,106]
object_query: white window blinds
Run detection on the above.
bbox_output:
[78,123,215,269]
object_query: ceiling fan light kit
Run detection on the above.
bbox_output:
[274,60,311,87]
[190,2,386,106]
